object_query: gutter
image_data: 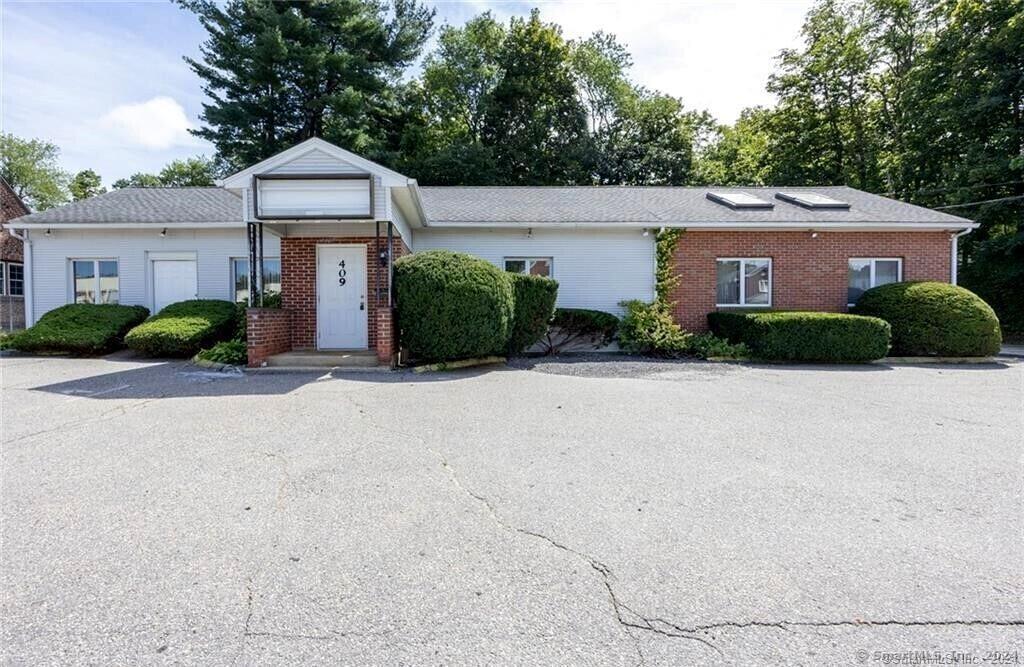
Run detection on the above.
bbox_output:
[950,227,974,284]
[9,229,32,327]
[6,221,246,230]
[421,220,982,231]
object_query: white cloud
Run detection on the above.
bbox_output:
[99,96,200,150]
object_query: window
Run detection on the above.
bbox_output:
[0,262,4,296]
[232,258,282,303]
[504,257,552,277]
[71,259,118,304]
[848,258,901,305]
[716,258,771,306]
[7,263,23,297]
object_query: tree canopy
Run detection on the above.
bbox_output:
[0,134,70,211]
[112,156,219,189]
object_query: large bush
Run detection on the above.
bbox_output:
[1,304,149,355]
[394,250,514,361]
[541,308,619,354]
[709,311,891,362]
[507,273,559,354]
[852,281,1001,356]
[619,301,747,359]
[125,299,238,357]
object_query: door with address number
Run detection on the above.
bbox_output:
[316,245,368,349]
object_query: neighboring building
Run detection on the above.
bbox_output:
[0,177,29,331]
[6,138,977,365]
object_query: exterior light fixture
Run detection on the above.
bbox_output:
[642,228,649,237]
[526,227,533,239]
[45,228,52,236]
[160,228,167,237]
[810,231,819,239]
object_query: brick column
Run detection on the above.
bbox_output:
[375,307,395,366]
[247,308,293,367]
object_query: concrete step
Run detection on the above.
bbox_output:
[266,350,381,368]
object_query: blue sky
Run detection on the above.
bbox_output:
[2,0,812,186]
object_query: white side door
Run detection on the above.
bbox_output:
[152,260,198,313]
[316,245,368,349]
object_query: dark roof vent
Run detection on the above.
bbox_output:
[775,192,851,209]
[706,192,774,209]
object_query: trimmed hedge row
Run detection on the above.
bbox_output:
[125,299,239,357]
[507,273,559,354]
[1,304,149,355]
[852,281,1001,357]
[709,311,891,362]
[394,250,515,361]
[540,308,620,354]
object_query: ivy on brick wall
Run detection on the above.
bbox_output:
[654,228,685,304]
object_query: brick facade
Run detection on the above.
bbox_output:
[246,308,293,367]
[279,234,409,352]
[669,231,952,331]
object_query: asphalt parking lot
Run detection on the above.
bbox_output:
[1,354,1021,665]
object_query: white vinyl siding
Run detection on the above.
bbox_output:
[28,228,279,321]
[413,228,655,314]
[256,178,372,218]
[243,148,390,222]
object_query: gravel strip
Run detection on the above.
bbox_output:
[508,353,743,380]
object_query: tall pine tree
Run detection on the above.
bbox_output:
[179,0,433,170]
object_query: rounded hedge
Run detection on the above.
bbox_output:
[125,299,239,357]
[709,310,891,362]
[852,281,1001,357]
[394,250,514,361]
[1,304,149,355]
[507,273,559,354]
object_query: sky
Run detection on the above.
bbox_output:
[1,0,813,187]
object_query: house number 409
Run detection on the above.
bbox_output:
[337,260,347,286]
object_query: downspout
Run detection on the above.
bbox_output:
[950,228,972,285]
[10,229,32,327]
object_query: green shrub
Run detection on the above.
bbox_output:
[196,339,247,365]
[125,299,239,357]
[541,308,619,354]
[394,250,514,361]
[2,304,149,355]
[709,311,891,362]
[507,273,559,354]
[618,300,690,356]
[617,301,747,359]
[852,281,1001,356]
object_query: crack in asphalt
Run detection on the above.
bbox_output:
[3,394,166,445]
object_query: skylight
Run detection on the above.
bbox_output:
[775,192,851,209]
[706,192,774,209]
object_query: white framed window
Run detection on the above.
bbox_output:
[716,258,771,307]
[7,262,23,297]
[231,257,282,303]
[0,262,5,296]
[848,258,901,306]
[504,257,552,278]
[71,259,118,304]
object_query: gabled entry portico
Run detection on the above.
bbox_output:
[220,138,421,367]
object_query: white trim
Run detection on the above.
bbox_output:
[503,256,554,278]
[148,251,197,261]
[715,257,773,308]
[950,229,971,284]
[425,221,979,231]
[6,222,244,230]
[846,257,903,306]
[10,229,32,325]
[219,138,411,189]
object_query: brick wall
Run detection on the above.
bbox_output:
[669,231,952,331]
[246,308,293,367]
[280,235,409,350]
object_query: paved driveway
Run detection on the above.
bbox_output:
[1,355,1021,665]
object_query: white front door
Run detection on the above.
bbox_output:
[152,260,198,313]
[317,245,368,349]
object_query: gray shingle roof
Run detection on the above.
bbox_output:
[13,187,242,225]
[418,186,973,226]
